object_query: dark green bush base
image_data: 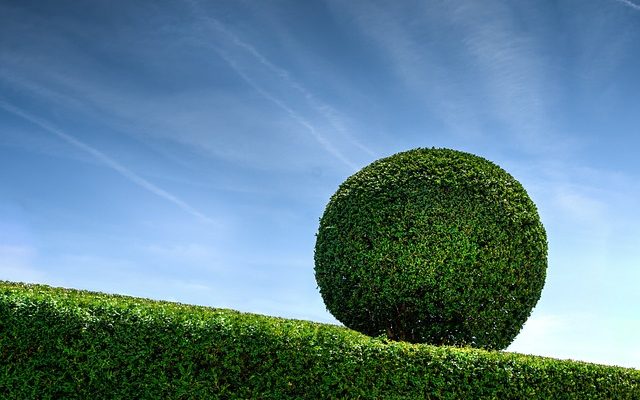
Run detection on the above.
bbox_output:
[1,281,638,399]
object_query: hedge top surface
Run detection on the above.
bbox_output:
[314,147,548,350]
[2,281,639,399]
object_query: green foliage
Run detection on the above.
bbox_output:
[314,148,548,349]
[1,282,638,399]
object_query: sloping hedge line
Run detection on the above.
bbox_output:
[0,281,638,399]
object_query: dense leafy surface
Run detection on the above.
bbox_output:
[1,282,638,399]
[315,148,548,349]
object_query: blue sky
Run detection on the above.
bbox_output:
[1,0,639,368]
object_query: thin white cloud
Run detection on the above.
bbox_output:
[197,11,376,157]
[2,4,367,172]
[213,49,360,171]
[0,66,307,173]
[459,20,548,143]
[554,188,607,226]
[0,100,216,224]
[186,0,363,170]
[613,0,640,11]
[332,1,560,154]
[452,3,554,149]
[329,0,482,138]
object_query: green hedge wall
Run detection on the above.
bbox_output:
[1,281,638,399]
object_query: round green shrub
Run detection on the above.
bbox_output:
[314,148,547,350]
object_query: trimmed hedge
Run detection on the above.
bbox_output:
[315,148,548,350]
[0,281,638,399]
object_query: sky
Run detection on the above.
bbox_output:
[1,0,639,369]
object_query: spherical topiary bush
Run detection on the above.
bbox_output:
[314,148,547,350]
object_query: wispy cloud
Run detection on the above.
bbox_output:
[454,2,552,148]
[612,0,640,11]
[1,3,368,173]
[195,10,376,158]
[213,48,360,171]
[553,186,607,225]
[329,0,483,138]
[186,0,365,170]
[0,100,216,224]
[331,1,559,154]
